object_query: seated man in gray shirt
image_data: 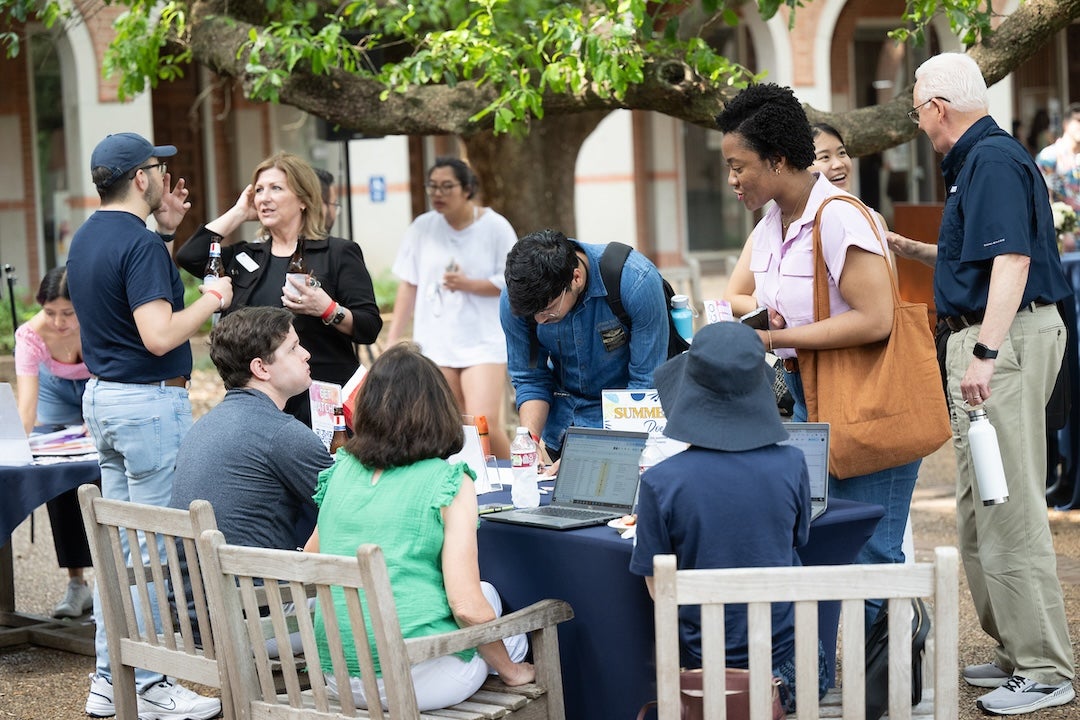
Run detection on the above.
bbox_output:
[173,305,333,549]
[171,306,333,639]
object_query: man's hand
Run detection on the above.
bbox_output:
[154,173,191,234]
[886,231,937,267]
[201,276,234,310]
[960,358,995,406]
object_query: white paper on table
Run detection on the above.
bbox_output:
[448,425,493,493]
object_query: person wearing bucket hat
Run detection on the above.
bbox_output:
[67,132,230,720]
[629,322,826,712]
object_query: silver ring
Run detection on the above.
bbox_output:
[308,276,318,288]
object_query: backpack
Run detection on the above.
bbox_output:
[598,242,691,361]
[528,242,689,368]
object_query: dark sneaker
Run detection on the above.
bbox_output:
[976,675,1075,715]
[962,661,1012,688]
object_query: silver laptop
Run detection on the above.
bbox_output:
[780,422,830,522]
[0,383,34,466]
[484,427,648,530]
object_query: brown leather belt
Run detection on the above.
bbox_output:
[782,357,799,373]
[94,375,188,388]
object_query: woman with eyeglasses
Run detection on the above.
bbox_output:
[177,151,382,427]
[385,157,517,459]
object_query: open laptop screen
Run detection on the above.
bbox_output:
[552,428,647,510]
[779,422,830,507]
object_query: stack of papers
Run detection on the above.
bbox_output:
[29,427,97,457]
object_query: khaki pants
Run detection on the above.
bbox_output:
[947,303,1074,684]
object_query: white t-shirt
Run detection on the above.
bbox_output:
[392,208,517,367]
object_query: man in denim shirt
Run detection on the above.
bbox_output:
[501,229,668,461]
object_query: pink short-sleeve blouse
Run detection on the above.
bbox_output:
[14,323,90,380]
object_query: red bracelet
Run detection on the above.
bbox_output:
[530,432,541,444]
[205,289,223,308]
[320,301,338,321]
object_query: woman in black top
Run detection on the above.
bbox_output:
[177,152,382,425]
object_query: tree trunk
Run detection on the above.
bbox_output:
[463,111,610,238]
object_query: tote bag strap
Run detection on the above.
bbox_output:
[810,194,901,323]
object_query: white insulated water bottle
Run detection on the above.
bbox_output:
[967,408,1009,505]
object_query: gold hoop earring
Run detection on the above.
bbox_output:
[774,167,781,176]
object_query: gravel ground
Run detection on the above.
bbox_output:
[3,339,1080,718]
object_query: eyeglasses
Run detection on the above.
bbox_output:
[426,182,461,195]
[132,162,167,178]
[537,287,568,321]
[908,97,950,124]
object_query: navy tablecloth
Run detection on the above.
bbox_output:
[477,481,883,720]
[1,460,100,542]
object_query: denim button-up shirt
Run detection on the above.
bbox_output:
[500,241,669,453]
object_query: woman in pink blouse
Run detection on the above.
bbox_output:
[14,267,94,619]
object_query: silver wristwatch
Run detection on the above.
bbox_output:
[323,305,346,326]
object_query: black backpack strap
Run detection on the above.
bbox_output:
[528,318,540,369]
[600,242,633,330]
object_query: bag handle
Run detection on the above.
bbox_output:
[810,194,901,323]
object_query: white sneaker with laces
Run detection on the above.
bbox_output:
[53,579,94,618]
[85,673,116,718]
[136,679,221,720]
[976,674,1075,715]
[85,674,221,720]
[962,661,1012,688]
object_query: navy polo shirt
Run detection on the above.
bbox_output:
[933,116,1071,318]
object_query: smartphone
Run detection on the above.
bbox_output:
[740,307,769,330]
[477,503,514,515]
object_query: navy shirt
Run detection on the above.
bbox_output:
[934,116,1071,317]
[630,444,811,669]
[67,210,192,381]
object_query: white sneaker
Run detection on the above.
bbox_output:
[85,674,222,720]
[136,679,221,720]
[963,661,1012,688]
[53,579,94,618]
[976,675,1075,715]
[86,674,116,718]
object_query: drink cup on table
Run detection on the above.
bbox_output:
[510,426,540,508]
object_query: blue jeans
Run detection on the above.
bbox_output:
[784,369,920,627]
[83,378,192,690]
[36,369,87,426]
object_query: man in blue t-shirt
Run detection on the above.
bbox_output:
[889,53,1075,716]
[628,322,824,713]
[67,132,233,720]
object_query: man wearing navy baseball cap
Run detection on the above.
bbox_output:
[67,132,231,720]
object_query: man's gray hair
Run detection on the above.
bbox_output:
[915,53,988,113]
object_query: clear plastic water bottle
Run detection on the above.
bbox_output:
[967,408,1009,505]
[510,427,540,508]
[670,294,693,341]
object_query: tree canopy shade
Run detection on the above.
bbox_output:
[3,0,1080,235]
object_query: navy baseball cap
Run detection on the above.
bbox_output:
[91,132,177,188]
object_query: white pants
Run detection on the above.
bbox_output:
[329,582,529,712]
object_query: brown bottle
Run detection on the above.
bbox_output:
[476,414,493,457]
[329,406,348,456]
[203,242,226,281]
[287,238,307,275]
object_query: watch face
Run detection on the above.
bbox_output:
[332,308,346,325]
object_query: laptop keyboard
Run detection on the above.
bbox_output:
[530,506,612,520]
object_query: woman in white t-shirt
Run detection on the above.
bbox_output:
[386,158,517,458]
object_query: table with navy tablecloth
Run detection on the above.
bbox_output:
[1050,252,1080,509]
[1,459,99,654]
[476,479,883,720]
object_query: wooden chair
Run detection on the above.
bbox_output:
[78,483,228,720]
[197,528,575,720]
[652,546,960,720]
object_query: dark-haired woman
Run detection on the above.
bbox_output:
[14,267,94,618]
[304,343,532,711]
[385,158,516,458]
[715,84,921,627]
